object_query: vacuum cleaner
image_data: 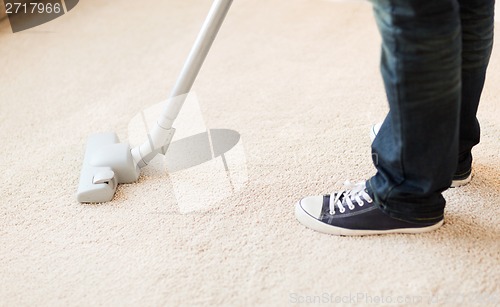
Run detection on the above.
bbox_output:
[76,0,233,203]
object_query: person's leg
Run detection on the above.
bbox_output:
[455,0,495,181]
[294,0,463,235]
[367,0,462,224]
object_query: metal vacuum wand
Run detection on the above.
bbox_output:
[131,0,233,168]
[77,0,233,203]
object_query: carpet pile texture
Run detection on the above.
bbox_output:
[1,0,499,305]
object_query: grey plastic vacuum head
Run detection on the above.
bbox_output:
[76,133,140,203]
[76,0,233,203]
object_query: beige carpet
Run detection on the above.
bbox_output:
[1,0,499,306]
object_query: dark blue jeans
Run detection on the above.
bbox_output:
[367,0,495,223]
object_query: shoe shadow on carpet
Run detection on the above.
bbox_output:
[472,162,500,194]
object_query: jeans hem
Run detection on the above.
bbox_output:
[366,179,445,225]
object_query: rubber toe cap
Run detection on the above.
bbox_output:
[298,195,324,219]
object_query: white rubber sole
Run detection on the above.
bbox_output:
[450,172,472,188]
[295,202,444,236]
[369,123,382,143]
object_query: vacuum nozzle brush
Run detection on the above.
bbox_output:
[76,133,140,203]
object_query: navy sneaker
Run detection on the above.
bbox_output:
[295,181,443,236]
[370,123,472,188]
[451,168,472,188]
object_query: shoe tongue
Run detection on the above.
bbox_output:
[327,186,366,209]
[330,190,349,208]
[338,188,366,206]
[337,192,348,203]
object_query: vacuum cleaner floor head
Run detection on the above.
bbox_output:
[76,133,140,203]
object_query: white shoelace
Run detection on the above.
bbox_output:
[329,181,373,215]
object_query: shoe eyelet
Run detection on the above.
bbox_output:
[348,205,355,210]
[339,208,345,213]
[329,211,335,215]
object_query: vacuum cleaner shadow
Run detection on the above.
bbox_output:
[165,129,240,173]
[159,127,247,214]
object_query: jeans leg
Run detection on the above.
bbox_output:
[456,0,495,176]
[367,0,462,223]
